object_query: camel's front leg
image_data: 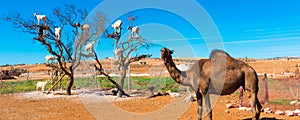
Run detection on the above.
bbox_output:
[239,86,244,107]
[204,94,212,120]
[196,92,203,120]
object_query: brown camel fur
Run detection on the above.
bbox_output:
[161,47,262,120]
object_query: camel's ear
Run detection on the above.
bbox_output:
[161,47,166,52]
[170,50,174,54]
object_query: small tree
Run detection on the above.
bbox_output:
[107,17,152,97]
[4,4,106,95]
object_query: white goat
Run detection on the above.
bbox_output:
[54,27,61,40]
[166,90,181,98]
[80,24,90,34]
[45,55,56,64]
[114,47,121,61]
[111,20,122,34]
[36,80,51,92]
[34,13,47,25]
[128,26,140,39]
[85,41,96,54]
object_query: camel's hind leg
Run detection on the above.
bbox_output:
[196,92,203,120]
[245,90,262,120]
[250,92,262,120]
[204,93,212,120]
[244,69,262,120]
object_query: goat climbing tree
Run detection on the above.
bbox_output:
[4,4,106,95]
[107,17,152,97]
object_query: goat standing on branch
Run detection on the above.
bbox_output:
[81,24,90,35]
[37,25,50,38]
[45,55,56,64]
[85,41,96,54]
[54,27,61,40]
[76,23,90,35]
[111,20,122,35]
[34,13,47,25]
[128,26,140,39]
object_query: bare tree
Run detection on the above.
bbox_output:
[108,18,152,97]
[4,4,106,95]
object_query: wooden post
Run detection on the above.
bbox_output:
[26,68,30,80]
[295,68,299,101]
[127,65,131,92]
[0,75,3,90]
[297,79,299,102]
[263,73,269,102]
[46,74,65,94]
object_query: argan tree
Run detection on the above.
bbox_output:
[107,17,152,97]
[4,4,106,95]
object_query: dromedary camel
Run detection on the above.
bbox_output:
[161,47,262,120]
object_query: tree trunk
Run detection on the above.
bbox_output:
[67,75,74,95]
[118,66,127,97]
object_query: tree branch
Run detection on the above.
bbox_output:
[93,52,130,97]
[129,54,152,63]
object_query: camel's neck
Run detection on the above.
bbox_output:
[163,58,189,86]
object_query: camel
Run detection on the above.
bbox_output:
[160,47,262,120]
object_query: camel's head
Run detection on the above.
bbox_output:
[161,47,173,60]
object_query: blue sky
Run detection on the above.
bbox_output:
[0,0,300,65]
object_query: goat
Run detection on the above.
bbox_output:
[114,47,122,61]
[85,41,96,54]
[34,13,47,25]
[45,55,56,64]
[36,80,51,92]
[166,90,181,98]
[54,27,61,40]
[37,25,50,37]
[128,26,140,39]
[75,23,90,34]
[111,20,122,34]
[80,24,90,34]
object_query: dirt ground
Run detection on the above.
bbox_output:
[1,92,300,120]
[1,58,300,119]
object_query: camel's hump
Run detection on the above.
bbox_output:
[210,49,232,58]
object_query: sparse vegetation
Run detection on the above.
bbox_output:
[0,80,38,94]
[268,98,291,105]
[0,77,181,94]
[0,79,71,94]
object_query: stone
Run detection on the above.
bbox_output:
[184,95,195,102]
[293,109,300,114]
[290,100,298,105]
[246,108,253,112]
[226,103,234,109]
[225,109,230,113]
[275,110,284,115]
[285,110,294,116]
[263,108,272,114]
[238,107,247,111]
